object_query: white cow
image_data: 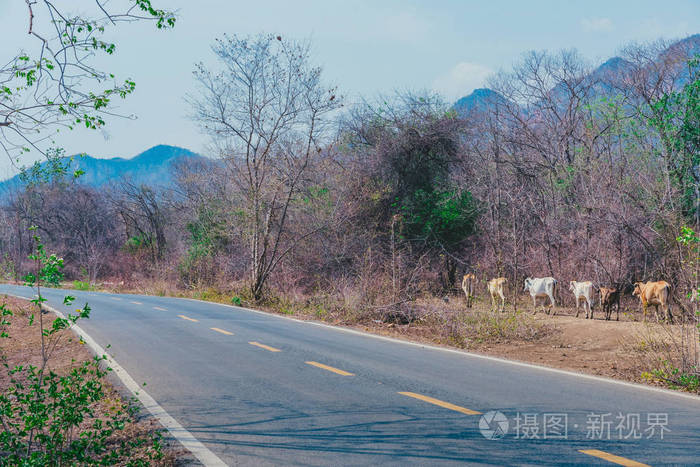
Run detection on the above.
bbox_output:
[569,281,596,319]
[523,277,558,315]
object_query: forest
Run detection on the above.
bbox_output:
[0,34,698,324]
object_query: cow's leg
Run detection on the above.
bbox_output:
[574,297,580,318]
[616,302,619,321]
[532,296,537,315]
[548,293,556,316]
[585,299,590,319]
[663,303,673,324]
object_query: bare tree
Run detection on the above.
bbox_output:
[6,182,121,282]
[112,180,168,262]
[0,1,174,163]
[189,34,341,300]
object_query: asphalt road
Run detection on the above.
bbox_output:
[2,284,699,466]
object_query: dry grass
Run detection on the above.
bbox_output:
[624,320,700,391]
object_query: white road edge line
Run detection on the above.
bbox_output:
[182,298,700,404]
[5,293,227,467]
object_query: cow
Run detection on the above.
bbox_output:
[523,277,558,315]
[487,277,507,312]
[632,281,673,323]
[599,287,620,321]
[569,281,596,319]
[462,273,476,308]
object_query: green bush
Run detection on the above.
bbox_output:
[0,357,163,466]
[72,280,93,291]
[645,361,700,393]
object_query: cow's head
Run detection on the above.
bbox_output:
[523,278,532,292]
[632,282,643,297]
[568,281,576,292]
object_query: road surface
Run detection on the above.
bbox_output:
[2,284,699,466]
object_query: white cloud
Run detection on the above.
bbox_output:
[432,62,492,101]
[581,17,614,32]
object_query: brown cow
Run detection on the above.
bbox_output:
[599,287,620,321]
[488,277,507,312]
[632,281,673,323]
[462,273,476,308]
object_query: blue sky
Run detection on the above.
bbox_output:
[0,0,699,178]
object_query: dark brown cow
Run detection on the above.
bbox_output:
[599,287,620,321]
[632,281,673,323]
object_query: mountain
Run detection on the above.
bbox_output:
[0,145,206,194]
[452,88,509,118]
[452,34,700,117]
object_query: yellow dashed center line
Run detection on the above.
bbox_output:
[305,361,354,376]
[211,327,234,335]
[178,314,198,322]
[579,449,650,467]
[153,306,167,311]
[398,392,481,415]
[249,341,281,352]
[110,297,122,301]
[130,301,143,305]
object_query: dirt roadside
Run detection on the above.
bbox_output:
[353,299,698,391]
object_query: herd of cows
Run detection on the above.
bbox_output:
[461,274,675,323]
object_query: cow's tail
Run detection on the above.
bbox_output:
[552,279,558,307]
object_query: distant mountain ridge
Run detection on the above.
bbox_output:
[453,34,700,117]
[0,145,206,194]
